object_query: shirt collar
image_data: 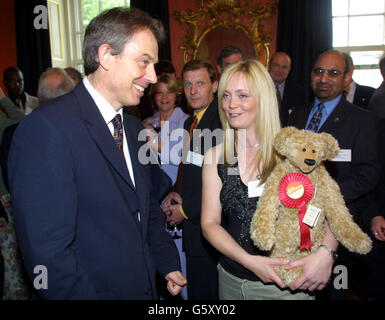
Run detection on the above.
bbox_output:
[83,76,122,124]
[193,106,208,124]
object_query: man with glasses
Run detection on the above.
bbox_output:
[288,50,380,300]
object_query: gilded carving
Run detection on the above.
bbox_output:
[174,0,277,65]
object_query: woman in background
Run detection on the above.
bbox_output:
[144,74,188,184]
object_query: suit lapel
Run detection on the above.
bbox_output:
[123,113,147,199]
[123,113,150,233]
[290,104,312,129]
[74,83,135,190]
[319,99,347,132]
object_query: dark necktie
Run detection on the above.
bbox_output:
[188,116,198,140]
[112,114,125,159]
[306,103,325,132]
[276,85,282,109]
[175,116,198,195]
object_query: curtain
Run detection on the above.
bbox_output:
[276,0,333,100]
[130,0,171,61]
[14,0,52,96]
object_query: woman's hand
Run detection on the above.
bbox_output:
[285,246,333,291]
[244,255,289,289]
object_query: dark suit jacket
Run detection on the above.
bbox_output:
[180,98,222,257]
[368,81,385,119]
[8,82,180,299]
[374,119,385,218]
[353,83,375,109]
[0,123,19,191]
[288,97,380,224]
[280,81,307,127]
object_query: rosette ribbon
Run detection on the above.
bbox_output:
[278,173,314,250]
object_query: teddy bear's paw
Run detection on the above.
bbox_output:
[250,231,274,251]
[342,231,373,254]
[250,223,275,251]
[355,236,372,255]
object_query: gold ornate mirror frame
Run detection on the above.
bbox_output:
[174,0,278,66]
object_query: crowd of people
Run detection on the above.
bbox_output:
[0,6,384,300]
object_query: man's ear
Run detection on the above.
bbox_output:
[97,44,114,71]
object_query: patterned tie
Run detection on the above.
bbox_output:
[175,116,199,195]
[112,114,125,159]
[306,103,325,132]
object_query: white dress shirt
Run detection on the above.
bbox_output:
[346,81,356,104]
[83,77,136,187]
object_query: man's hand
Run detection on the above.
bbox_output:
[0,88,5,99]
[166,204,185,225]
[165,271,187,296]
[163,192,182,208]
[371,216,385,241]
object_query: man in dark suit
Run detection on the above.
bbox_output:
[368,55,385,119]
[8,7,186,300]
[162,60,221,300]
[352,119,385,300]
[288,49,380,299]
[268,52,307,127]
[343,53,375,108]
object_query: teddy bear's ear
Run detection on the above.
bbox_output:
[320,132,340,160]
[274,126,298,155]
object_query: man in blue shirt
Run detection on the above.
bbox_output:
[288,50,381,299]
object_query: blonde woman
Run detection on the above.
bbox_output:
[201,60,337,300]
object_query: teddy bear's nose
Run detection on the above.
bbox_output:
[304,159,316,166]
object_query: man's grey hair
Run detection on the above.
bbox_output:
[37,68,75,104]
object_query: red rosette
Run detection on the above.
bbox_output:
[279,173,314,250]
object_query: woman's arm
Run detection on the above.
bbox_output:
[201,146,288,288]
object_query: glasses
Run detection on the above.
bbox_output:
[312,67,344,78]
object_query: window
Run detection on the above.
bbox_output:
[332,0,385,88]
[48,0,130,73]
[81,0,130,33]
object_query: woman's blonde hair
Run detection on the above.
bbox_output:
[218,59,281,181]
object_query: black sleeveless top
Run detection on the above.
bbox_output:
[218,163,265,281]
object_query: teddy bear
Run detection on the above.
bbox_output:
[250,126,372,285]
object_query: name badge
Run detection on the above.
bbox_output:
[303,204,321,227]
[331,149,351,162]
[186,150,204,167]
[248,180,265,198]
